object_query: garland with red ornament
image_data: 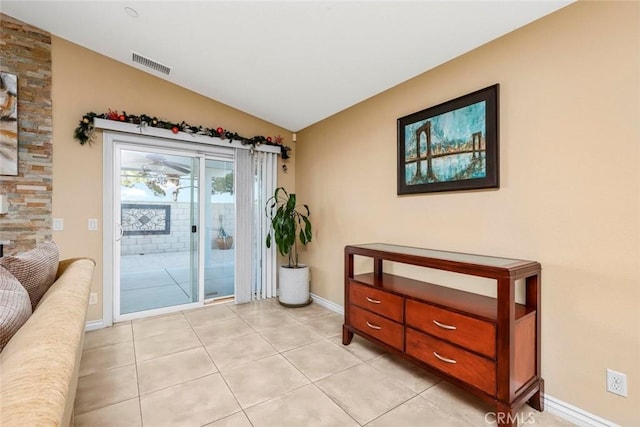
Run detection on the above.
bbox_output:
[73,109,291,159]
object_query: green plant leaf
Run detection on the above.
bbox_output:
[303,217,312,242]
[264,187,312,266]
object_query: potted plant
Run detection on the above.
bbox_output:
[265,187,312,307]
[216,214,233,250]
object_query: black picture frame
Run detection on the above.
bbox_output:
[0,71,18,176]
[121,204,171,236]
[397,84,499,195]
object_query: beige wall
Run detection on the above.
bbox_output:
[50,37,295,322]
[296,2,639,424]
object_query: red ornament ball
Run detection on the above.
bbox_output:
[118,114,126,121]
[171,126,179,134]
[266,136,272,143]
[216,127,224,134]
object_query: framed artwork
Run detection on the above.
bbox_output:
[0,72,18,176]
[121,204,171,235]
[397,84,499,195]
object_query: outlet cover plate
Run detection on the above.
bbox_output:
[607,369,628,397]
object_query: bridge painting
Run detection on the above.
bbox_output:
[404,100,487,185]
[397,84,499,195]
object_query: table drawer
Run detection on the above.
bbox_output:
[406,328,496,396]
[405,299,495,358]
[349,281,403,322]
[349,305,403,351]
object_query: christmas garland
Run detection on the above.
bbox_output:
[73,109,291,159]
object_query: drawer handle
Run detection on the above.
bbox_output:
[366,321,382,330]
[433,352,457,364]
[433,320,457,330]
[366,296,381,304]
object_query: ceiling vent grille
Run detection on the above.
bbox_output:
[131,52,171,75]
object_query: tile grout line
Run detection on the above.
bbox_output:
[131,314,144,425]
[83,300,439,425]
[311,364,429,427]
[185,306,254,426]
[250,307,371,424]
[274,340,363,426]
[80,301,569,426]
[211,302,352,422]
[362,395,424,427]
[74,322,140,420]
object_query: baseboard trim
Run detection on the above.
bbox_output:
[309,292,344,316]
[85,319,106,331]
[309,294,617,427]
[544,395,617,427]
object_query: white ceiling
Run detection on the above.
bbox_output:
[2,1,573,131]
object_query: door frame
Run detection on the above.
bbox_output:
[103,131,234,325]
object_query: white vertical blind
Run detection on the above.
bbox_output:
[266,151,277,298]
[258,153,267,299]
[234,149,253,304]
[255,151,277,301]
[235,149,277,303]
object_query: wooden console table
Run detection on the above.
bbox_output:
[343,243,543,427]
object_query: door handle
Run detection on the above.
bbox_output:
[115,222,123,241]
[192,225,197,233]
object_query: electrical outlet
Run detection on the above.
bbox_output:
[607,369,627,397]
[89,292,98,305]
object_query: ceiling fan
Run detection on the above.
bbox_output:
[144,153,191,174]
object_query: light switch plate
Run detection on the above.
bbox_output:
[88,219,98,231]
[53,218,63,231]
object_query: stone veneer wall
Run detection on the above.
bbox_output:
[0,14,52,255]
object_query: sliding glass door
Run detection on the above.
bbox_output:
[204,158,235,300]
[116,146,200,317]
[104,129,276,323]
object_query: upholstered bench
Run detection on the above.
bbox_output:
[0,242,95,426]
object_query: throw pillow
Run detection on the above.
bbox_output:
[0,241,59,309]
[0,266,33,352]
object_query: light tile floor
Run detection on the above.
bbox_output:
[74,299,573,427]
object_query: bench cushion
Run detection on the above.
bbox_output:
[0,266,32,352]
[0,241,59,309]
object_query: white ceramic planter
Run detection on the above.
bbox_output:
[278,264,311,307]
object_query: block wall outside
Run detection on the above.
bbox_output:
[121,201,235,255]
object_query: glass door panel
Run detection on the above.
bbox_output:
[204,158,235,299]
[118,148,199,315]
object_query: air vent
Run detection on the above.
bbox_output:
[131,51,171,75]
